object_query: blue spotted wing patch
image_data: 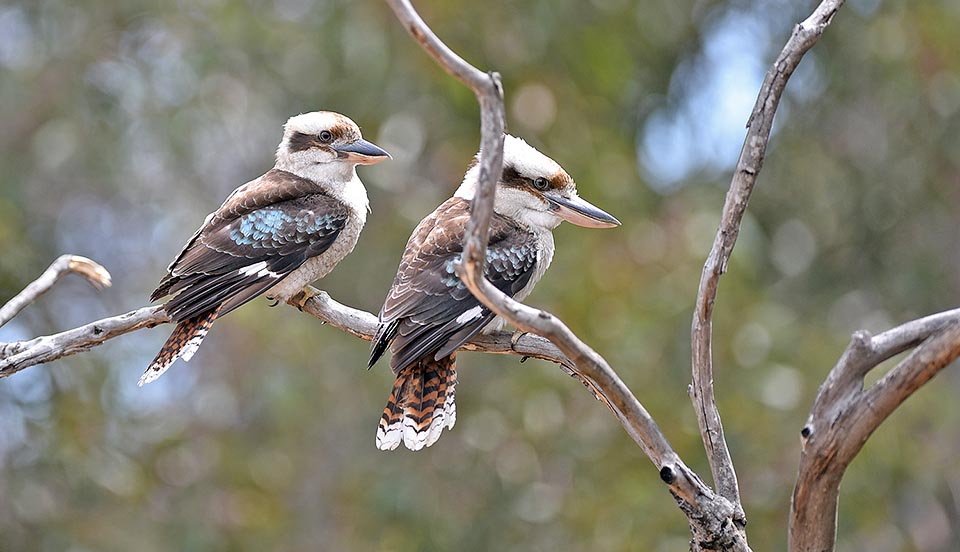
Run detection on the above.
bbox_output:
[229,207,344,251]
[157,192,348,321]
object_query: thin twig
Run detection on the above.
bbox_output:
[690,0,846,519]
[0,254,111,328]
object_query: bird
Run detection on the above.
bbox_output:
[368,135,620,451]
[141,111,390,386]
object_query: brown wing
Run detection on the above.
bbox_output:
[152,170,348,321]
[368,197,538,372]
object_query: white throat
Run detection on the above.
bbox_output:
[275,151,356,182]
[275,158,370,222]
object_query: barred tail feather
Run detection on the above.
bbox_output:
[376,355,457,451]
[139,308,220,386]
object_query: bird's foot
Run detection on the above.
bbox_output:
[266,297,280,307]
[510,329,527,350]
[291,287,317,311]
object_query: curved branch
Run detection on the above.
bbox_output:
[384,0,505,259]
[0,254,111,327]
[384,1,750,550]
[790,310,960,551]
[690,0,846,516]
[387,0,673,489]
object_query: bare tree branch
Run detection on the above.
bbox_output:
[790,310,960,551]
[0,306,167,377]
[384,1,751,550]
[690,0,846,520]
[390,0,670,476]
[0,254,111,328]
[293,288,577,369]
[0,283,572,380]
[869,307,960,360]
[384,0,506,262]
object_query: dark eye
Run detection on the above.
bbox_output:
[533,177,550,191]
[318,130,334,143]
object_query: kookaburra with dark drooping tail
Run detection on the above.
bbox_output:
[142,111,390,386]
[368,135,620,451]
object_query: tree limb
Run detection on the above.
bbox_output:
[690,0,846,523]
[0,284,572,380]
[0,254,111,328]
[790,309,960,552]
[294,288,578,371]
[385,1,750,550]
[0,306,168,377]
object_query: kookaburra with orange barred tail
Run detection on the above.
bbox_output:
[142,111,390,386]
[368,135,620,451]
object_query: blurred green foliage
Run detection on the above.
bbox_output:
[1,0,959,550]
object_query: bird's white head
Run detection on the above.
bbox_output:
[275,111,391,182]
[455,135,620,231]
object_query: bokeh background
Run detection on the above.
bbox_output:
[1,0,959,550]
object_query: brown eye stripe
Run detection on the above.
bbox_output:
[501,166,570,191]
[501,166,529,188]
[288,131,320,152]
[289,124,360,152]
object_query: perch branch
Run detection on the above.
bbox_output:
[0,285,572,379]
[690,0,846,520]
[386,1,750,550]
[293,288,577,370]
[0,254,111,328]
[790,309,960,551]
[0,306,168,377]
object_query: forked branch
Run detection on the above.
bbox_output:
[690,0,846,519]
[789,308,960,551]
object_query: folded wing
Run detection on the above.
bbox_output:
[152,170,348,321]
[370,198,538,371]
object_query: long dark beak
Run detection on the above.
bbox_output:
[545,192,621,228]
[334,139,392,165]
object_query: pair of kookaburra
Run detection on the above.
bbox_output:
[144,111,619,451]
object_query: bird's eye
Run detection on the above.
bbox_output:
[533,177,550,191]
[318,130,334,143]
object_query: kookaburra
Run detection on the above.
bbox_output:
[368,135,619,451]
[142,111,390,386]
